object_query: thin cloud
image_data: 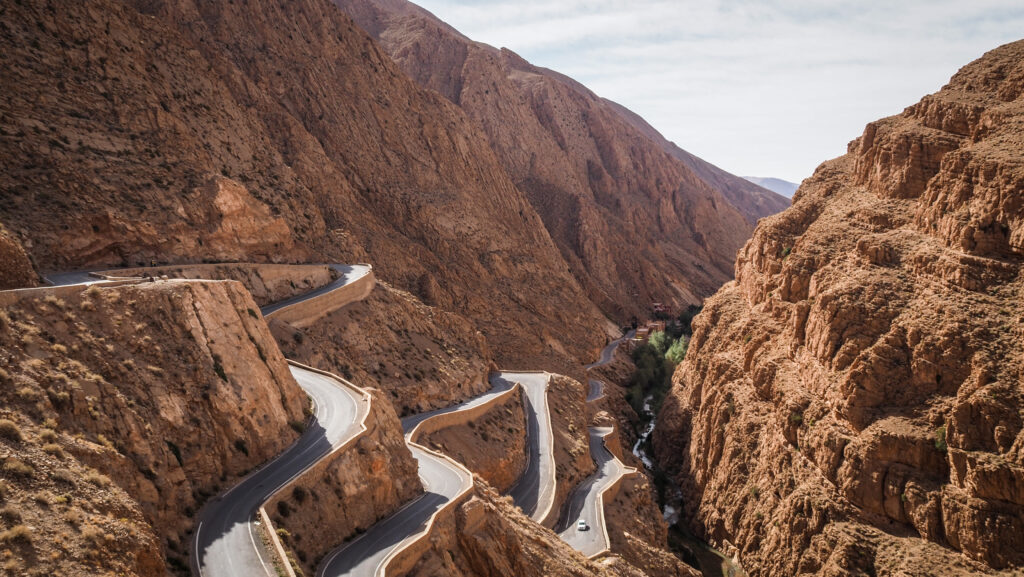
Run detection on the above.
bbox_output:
[414,0,1024,181]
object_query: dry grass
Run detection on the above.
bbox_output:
[0,524,32,543]
[84,470,111,488]
[0,505,22,523]
[43,443,64,458]
[2,458,33,478]
[0,419,23,443]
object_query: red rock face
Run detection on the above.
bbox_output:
[654,40,1024,576]
[0,0,612,369]
[333,0,789,321]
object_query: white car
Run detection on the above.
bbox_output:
[577,519,588,531]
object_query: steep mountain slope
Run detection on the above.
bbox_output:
[334,0,787,319]
[653,40,1024,576]
[0,224,37,289]
[602,99,791,221]
[0,0,610,371]
[0,280,306,576]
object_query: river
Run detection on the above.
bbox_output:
[630,394,746,577]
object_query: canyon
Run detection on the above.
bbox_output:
[654,39,1024,576]
[0,0,1020,576]
[334,0,788,321]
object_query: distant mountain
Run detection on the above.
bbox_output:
[742,176,800,198]
[334,0,790,323]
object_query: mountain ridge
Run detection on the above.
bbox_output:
[333,0,790,322]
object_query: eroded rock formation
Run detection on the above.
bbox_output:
[265,388,420,575]
[0,280,305,574]
[654,40,1024,576]
[334,0,788,321]
[0,0,610,373]
[271,282,494,416]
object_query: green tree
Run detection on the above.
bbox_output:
[648,331,671,356]
[665,336,688,364]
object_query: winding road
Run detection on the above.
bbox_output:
[556,427,632,557]
[557,329,636,558]
[317,445,469,577]
[192,366,369,577]
[502,371,558,527]
[40,264,636,571]
[585,330,634,402]
[261,264,370,317]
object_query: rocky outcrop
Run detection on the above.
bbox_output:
[0,223,37,289]
[550,375,598,520]
[0,279,306,575]
[653,41,1024,576]
[0,0,610,374]
[421,385,528,492]
[266,388,420,575]
[335,0,786,321]
[272,282,493,416]
[604,474,698,577]
[405,480,649,577]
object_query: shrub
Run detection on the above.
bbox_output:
[789,412,803,425]
[84,470,111,488]
[292,486,307,504]
[39,429,58,443]
[0,506,21,523]
[17,385,40,400]
[64,508,84,527]
[43,444,64,458]
[935,426,947,452]
[0,524,31,543]
[51,469,76,485]
[233,439,249,457]
[2,458,33,478]
[0,420,22,443]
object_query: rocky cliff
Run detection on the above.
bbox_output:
[0,280,306,575]
[0,0,610,373]
[266,388,420,575]
[0,223,37,290]
[334,0,787,320]
[407,480,650,577]
[422,387,528,492]
[271,281,494,416]
[654,41,1024,576]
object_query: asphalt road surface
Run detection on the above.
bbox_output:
[584,330,634,370]
[316,445,469,577]
[556,427,628,557]
[584,330,633,402]
[502,372,557,526]
[261,264,371,316]
[192,366,368,577]
[400,378,516,434]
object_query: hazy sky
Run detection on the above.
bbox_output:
[412,0,1024,183]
